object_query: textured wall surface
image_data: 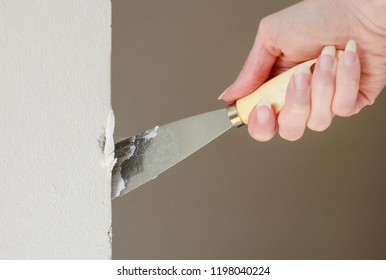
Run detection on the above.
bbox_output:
[0,0,112,259]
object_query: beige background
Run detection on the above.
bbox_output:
[112,0,386,259]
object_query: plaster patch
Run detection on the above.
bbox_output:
[111,126,159,199]
[102,109,117,172]
[108,226,113,244]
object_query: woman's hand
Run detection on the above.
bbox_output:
[219,0,386,141]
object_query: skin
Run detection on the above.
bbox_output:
[220,0,386,141]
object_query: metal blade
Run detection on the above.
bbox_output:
[112,108,232,199]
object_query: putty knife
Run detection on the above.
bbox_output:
[111,55,328,200]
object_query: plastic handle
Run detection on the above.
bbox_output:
[230,50,343,126]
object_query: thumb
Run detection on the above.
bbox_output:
[219,35,280,103]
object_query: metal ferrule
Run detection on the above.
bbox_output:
[227,103,244,128]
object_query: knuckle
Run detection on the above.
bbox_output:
[278,127,303,142]
[307,115,332,132]
[248,126,275,142]
[257,17,280,57]
[332,103,354,117]
[251,134,274,142]
[308,122,329,132]
[362,95,375,106]
[258,16,271,33]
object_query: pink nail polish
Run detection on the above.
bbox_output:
[319,46,336,71]
[218,85,231,100]
[344,40,357,66]
[294,64,311,90]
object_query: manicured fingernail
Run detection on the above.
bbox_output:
[256,97,271,122]
[344,40,357,66]
[294,64,311,90]
[319,45,336,71]
[218,85,231,100]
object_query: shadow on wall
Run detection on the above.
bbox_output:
[111,0,386,260]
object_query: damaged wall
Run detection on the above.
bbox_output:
[0,0,112,259]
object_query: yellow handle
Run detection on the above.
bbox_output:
[229,51,343,126]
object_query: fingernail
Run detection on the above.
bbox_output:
[344,40,357,66]
[256,97,271,122]
[319,45,336,71]
[294,64,311,90]
[218,85,231,100]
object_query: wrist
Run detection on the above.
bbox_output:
[347,0,386,34]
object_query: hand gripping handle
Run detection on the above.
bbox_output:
[227,51,343,127]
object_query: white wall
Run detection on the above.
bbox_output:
[0,0,112,259]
